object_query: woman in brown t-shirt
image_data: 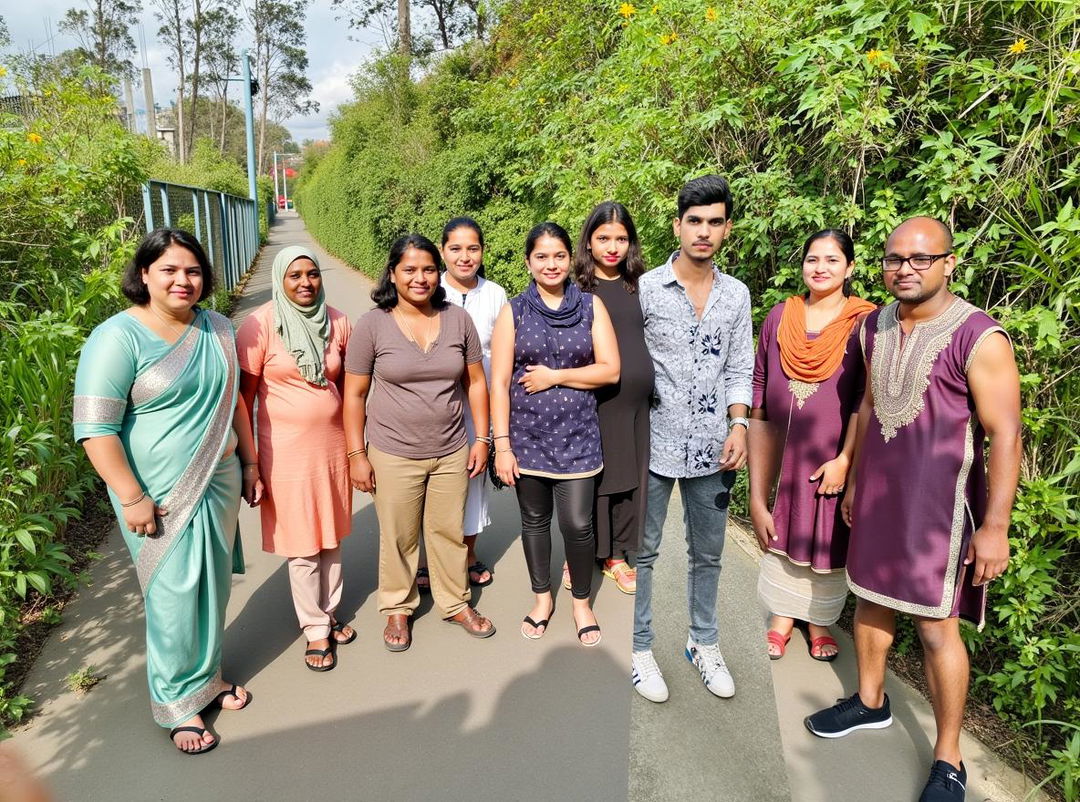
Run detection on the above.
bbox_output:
[343,234,496,651]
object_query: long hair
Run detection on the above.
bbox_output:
[371,234,449,310]
[121,228,216,304]
[801,229,856,297]
[441,216,486,279]
[572,201,646,293]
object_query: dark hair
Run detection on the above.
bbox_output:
[121,228,216,304]
[371,234,448,310]
[801,229,856,297]
[525,221,573,259]
[572,201,646,293]
[676,174,734,220]
[441,216,486,279]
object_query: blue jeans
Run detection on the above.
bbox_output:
[633,470,735,652]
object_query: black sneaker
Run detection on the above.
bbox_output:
[804,692,893,738]
[918,760,967,801]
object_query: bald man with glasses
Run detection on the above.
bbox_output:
[804,217,1022,802]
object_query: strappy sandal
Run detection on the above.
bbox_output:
[766,630,791,660]
[562,562,572,591]
[603,560,637,594]
[520,609,553,640]
[809,635,839,662]
[331,621,357,645]
[416,566,431,594]
[577,624,602,647]
[170,725,218,755]
[212,683,252,709]
[468,560,494,587]
[304,646,336,672]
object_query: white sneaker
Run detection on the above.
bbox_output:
[631,649,670,703]
[685,637,735,698]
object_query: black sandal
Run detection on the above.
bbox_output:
[577,625,602,647]
[212,683,252,710]
[331,621,357,645]
[520,614,551,640]
[170,725,218,755]
[304,646,336,672]
[468,560,494,587]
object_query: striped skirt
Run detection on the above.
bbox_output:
[757,551,848,626]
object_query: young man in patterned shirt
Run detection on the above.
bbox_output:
[631,174,754,702]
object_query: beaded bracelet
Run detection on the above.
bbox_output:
[121,491,146,508]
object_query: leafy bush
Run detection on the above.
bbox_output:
[297,0,1079,794]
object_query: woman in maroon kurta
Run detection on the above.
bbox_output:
[749,230,873,660]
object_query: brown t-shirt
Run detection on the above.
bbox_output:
[345,304,482,459]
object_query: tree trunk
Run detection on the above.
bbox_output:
[219,83,229,153]
[171,1,187,162]
[188,0,203,160]
[397,0,411,55]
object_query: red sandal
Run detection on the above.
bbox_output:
[766,630,791,660]
[809,635,839,662]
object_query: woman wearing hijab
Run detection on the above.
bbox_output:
[237,245,356,672]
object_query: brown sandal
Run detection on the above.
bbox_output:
[444,606,496,639]
[383,614,411,652]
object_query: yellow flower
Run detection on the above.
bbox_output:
[17,158,27,166]
[866,48,883,63]
[619,2,636,18]
[1009,38,1028,55]
[538,97,547,105]
[26,132,43,145]
[705,7,717,21]
[650,3,660,12]
[659,31,678,45]
[0,66,7,78]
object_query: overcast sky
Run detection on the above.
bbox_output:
[0,0,381,143]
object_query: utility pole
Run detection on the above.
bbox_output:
[273,152,280,208]
[241,49,258,203]
[123,78,137,133]
[142,68,157,139]
[281,156,289,208]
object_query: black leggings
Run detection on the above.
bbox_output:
[515,475,596,600]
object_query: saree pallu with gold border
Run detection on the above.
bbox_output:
[74,308,245,727]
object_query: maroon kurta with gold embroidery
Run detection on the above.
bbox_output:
[846,298,1006,626]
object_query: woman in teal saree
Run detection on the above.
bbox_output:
[74,229,262,755]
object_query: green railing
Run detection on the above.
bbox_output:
[141,179,259,292]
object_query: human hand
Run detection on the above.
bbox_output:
[242,464,264,506]
[518,365,559,394]
[719,426,747,470]
[810,455,849,496]
[965,525,1010,586]
[749,500,777,551]
[467,441,489,478]
[350,453,376,493]
[841,487,856,527]
[122,494,168,537]
[495,449,520,487]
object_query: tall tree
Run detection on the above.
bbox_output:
[246,0,317,172]
[58,0,142,87]
[200,1,241,153]
[184,0,207,161]
[332,0,485,53]
[154,0,190,161]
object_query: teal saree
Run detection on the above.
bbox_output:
[74,308,245,727]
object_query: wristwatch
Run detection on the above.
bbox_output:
[729,416,749,430]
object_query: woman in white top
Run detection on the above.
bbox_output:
[417,217,508,590]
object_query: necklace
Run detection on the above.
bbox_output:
[394,306,436,352]
[147,303,193,339]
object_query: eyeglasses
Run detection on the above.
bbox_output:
[881,253,952,272]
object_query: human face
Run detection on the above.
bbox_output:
[282,257,321,307]
[589,222,630,273]
[802,237,853,299]
[883,222,955,304]
[673,203,731,262]
[526,234,571,291]
[142,243,203,314]
[442,227,483,287]
[391,247,440,306]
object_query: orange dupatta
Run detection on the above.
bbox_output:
[777,295,875,384]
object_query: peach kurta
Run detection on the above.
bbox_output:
[237,302,352,557]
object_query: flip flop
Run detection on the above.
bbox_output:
[331,621,357,645]
[170,725,218,755]
[212,683,252,709]
[809,635,839,662]
[304,646,336,672]
[766,630,792,660]
[520,613,551,640]
[577,624,602,647]
[468,560,494,587]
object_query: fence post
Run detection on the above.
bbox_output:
[191,189,202,242]
[159,184,172,227]
[141,183,155,233]
[203,191,215,278]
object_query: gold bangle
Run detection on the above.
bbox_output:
[347,448,367,458]
[496,448,513,454]
[121,491,146,507]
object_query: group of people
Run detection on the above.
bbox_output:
[73,173,1021,802]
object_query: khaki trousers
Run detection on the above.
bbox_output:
[368,444,470,617]
[286,546,343,640]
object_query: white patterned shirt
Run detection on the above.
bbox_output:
[639,252,754,478]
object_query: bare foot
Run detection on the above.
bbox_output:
[171,714,216,753]
[521,593,554,638]
[766,615,795,658]
[807,623,838,659]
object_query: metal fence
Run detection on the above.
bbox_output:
[141,180,259,292]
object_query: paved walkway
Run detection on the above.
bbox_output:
[11,213,1045,801]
